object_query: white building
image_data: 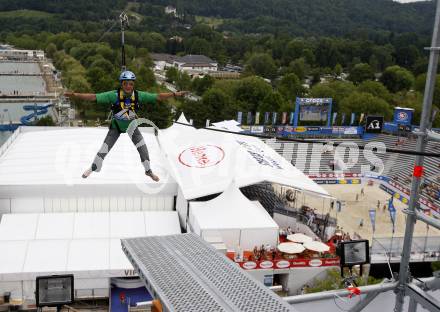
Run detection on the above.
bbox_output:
[150,53,218,74]
[173,54,218,74]
[150,53,178,71]
[0,49,44,60]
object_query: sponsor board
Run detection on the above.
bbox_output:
[290,260,308,267]
[365,116,384,133]
[264,126,276,134]
[242,261,257,270]
[178,145,225,168]
[298,98,332,104]
[236,140,283,169]
[259,261,274,269]
[236,258,340,270]
[332,127,344,134]
[307,127,321,132]
[294,127,307,133]
[344,127,358,135]
[309,259,323,267]
[250,125,264,133]
[275,260,290,269]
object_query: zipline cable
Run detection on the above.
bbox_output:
[173,121,440,158]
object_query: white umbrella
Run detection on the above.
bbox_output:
[286,233,313,243]
[277,242,305,254]
[304,241,330,252]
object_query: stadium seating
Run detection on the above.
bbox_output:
[264,133,440,206]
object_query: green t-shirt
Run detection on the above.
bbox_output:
[96,90,158,132]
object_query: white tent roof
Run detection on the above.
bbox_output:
[0,127,177,197]
[0,211,181,281]
[189,183,278,230]
[0,125,327,200]
[209,120,244,132]
[158,123,329,199]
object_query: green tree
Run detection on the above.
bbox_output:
[178,99,211,128]
[414,74,440,105]
[138,99,173,129]
[310,81,356,110]
[380,65,414,93]
[277,73,304,102]
[244,53,277,80]
[86,67,114,93]
[339,92,392,119]
[334,64,343,77]
[258,91,287,113]
[36,116,55,126]
[202,88,236,121]
[348,63,374,85]
[192,75,215,96]
[166,67,179,83]
[45,42,57,59]
[175,71,192,91]
[234,76,273,112]
[63,39,82,54]
[357,80,392,102]
[282,39,306,65]
[288,57,309,80]
[136,66,156,90]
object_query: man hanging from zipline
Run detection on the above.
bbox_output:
[65,70,187,182]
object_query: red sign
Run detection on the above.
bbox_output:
[178,145,225,168]
[237,258,340,270]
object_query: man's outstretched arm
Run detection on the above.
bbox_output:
[157,91,189,101]
[64,91,96,101]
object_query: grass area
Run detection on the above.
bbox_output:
[195,15,224,28]
[0,9,54,18]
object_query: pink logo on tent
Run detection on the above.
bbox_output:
[178,145,225,168]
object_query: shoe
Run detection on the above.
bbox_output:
[82,168,93,178]
[145,170,160,182]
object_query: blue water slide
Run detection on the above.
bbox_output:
[20,103,53,125]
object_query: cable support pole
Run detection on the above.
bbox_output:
[394,0,440,310]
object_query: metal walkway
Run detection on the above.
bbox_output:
[121,233,296,312]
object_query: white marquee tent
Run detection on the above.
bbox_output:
[189,183,279,250]
[0,127,177,215]
[0,211,181,301]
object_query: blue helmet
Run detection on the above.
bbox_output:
[119,70,136,82]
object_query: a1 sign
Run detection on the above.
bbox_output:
[365,116,383,133]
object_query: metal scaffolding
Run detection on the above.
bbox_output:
[121,233,297,312]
